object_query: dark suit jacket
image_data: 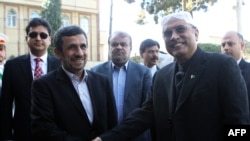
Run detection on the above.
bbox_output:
[31,68,117,141]
[91,61,152,141]
[100,47,250,141]
[0,54,60,141]
[239,59,250,115]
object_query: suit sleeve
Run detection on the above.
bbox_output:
[0,61,15,140]
[142,68,152,103]
[101,88,154,141]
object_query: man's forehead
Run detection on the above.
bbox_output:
[162,18,187,30]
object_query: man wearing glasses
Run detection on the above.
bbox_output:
[91,31,152,141]
[0,18,60,141]
[92,12,249,141]
[221,31,250,117]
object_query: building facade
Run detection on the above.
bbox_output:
[0,0,107,66]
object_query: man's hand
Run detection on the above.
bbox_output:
[92,137,102,141]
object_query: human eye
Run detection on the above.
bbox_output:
[175,25,186,34]
[163,30,172,38]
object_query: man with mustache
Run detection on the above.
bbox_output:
[91,31,152,141]
[92,11,250,141]
[139,39,160,77]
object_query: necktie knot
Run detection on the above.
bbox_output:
[35,58,42,63]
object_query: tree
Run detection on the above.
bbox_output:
[40,0,62,55]
[125,0,218,24]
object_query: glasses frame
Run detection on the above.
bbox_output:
[28,32,49,39]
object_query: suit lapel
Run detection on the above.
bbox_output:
[20,55,33,82]
[175,48,206,112]
[239,59,247,78]
[56,68,90,121]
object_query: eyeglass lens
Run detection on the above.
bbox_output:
[29,32,48,39]
[163,25,187,38]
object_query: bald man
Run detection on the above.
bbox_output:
[221,31,250,115]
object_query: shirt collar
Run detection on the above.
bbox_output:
[30,52,48,63]
[62,66,88,82]
[111,60,129,71]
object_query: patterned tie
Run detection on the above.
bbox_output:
[34,58,43,79]
[175,65,185,99]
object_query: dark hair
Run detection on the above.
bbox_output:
[237,32,244,41]
[53,25,88,51]
[139,39,160,53]
[25,18,52,35]
[108,31,132,46]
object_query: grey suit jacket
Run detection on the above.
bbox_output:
[91,61,152,141]
[100,47,250,141]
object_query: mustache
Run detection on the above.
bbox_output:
[167,39,185,48]
[71,55,85,61]
[150,57,159,60]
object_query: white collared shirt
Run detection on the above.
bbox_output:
[30,52,48,78]
[62,67,93,124]
[148,65,158,77]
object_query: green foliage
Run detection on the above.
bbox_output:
[124,0,135,4]
[126,0,218,24]
[198,43,221,53]
[130,56,141,63]
[40,0,62,56]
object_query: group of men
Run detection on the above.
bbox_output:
[0,11,249,141]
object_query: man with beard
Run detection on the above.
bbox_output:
[30,25,117,141]
[92,11,250,141]
[221,31,250,117]
[139,39,160,77]
[91,31,152,141]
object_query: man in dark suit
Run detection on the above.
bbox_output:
[30,25,117,141]
[91,31,152,141]
[221,30,250,115]
[139,38,160,76]
[0,18,60,141]
[92,11,250,141]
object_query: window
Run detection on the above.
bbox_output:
[6,9,17,27]
[30,11,40,19]
[62,15,70,27]
[80,17,89,34]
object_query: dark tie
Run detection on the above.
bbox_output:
[175,65,185,98]
[34,58,43,79]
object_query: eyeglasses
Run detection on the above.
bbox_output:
[221,41,236,47]
[111,42,128,47]
[163,25,188,38]
[28,32,49,39]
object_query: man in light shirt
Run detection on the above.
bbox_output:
[31,25,117,141]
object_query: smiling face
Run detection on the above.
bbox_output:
[54,34,88,78]
[162,18,199,64]
[26,25,51,57]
